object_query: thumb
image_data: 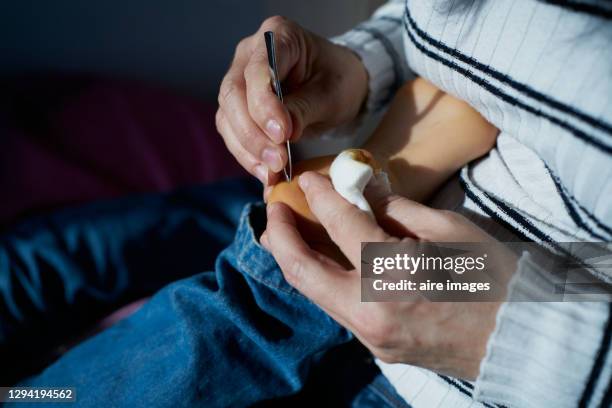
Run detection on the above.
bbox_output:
[364,183,439,239]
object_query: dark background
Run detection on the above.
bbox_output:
[0,0,384,100]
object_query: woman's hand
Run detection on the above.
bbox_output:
[216,16,368,186]
[261,172,510,380]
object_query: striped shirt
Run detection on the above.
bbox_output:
[332,1,612,407]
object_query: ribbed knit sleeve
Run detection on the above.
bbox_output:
[331,0,411,113]
[475,252,612,408]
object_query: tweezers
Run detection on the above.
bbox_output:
[264,31,293,182]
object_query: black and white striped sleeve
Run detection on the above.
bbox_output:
[331,0,412,113]
[475,252,612,408]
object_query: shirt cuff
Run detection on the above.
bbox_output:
[331,15,409,114]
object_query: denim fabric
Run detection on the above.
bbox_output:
[353,374,414,408]
[1,178,262,384]
[2,179,409,407]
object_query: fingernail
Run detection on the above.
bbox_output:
[298,174,310,190]
[262,148,283,172]
[266,119,284,144]
[254,165,269,184]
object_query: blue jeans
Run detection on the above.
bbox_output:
[1,179,409,407]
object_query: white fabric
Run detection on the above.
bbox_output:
[331,0,612,407]
[476,252,611,408]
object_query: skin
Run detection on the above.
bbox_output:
[261,173,514,380]
[267,78,498,266]
[219,17,511,380]
[363,78,498,202]
[216,16,368,185]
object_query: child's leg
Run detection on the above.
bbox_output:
[364,78,498,201]
[267,78,497,263]
[17,203,353,407]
